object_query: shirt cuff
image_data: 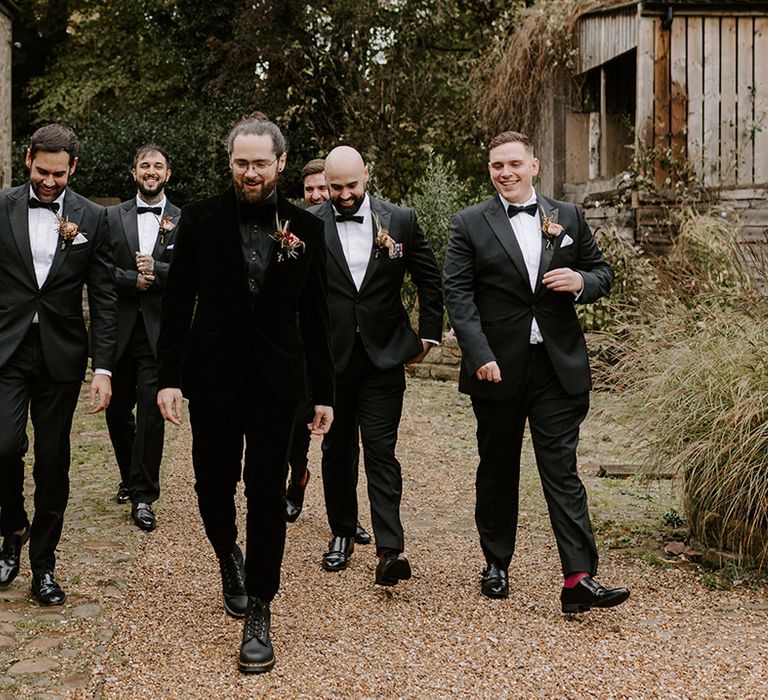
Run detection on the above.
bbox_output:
[94,369,112,377]
[421,338,440,346]
[573,273,585,301]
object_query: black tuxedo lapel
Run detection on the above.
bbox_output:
[535,197,561,293]
[320,202,356,289]
[483,197,529,286]
[357,198,387,294]
[120,200,140,255]
[218,188,250,299]
[42,190,86,290]
[7,187,37,287]
[151,201,180,257]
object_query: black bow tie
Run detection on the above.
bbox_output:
[335,214,364,224]
[507,203,538,218]
[29,198,60,213]
[137,206,162,215]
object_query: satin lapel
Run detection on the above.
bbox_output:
[358,199,389,294]
[219,189,249,297]
[151,201,180,257]
[321,202,356,289]
[483,198,529,285]
[535,198,560,293]
[7,187,37,286]
[120,201,140,255]
[42,190,85,289]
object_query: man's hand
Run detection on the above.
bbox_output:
[158,388,184,426]
[475,361,502,383]
[308,405,334,435]
[136,272,155,290]
[542,267,583,294]
[135,252,156,276]
[88,374,112,413]
[405,340,434,365]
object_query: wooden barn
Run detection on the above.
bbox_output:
[0,0,13,189]
[535,0,768,248]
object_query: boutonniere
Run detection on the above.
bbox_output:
[540,211,564,251]
[55,215,80,251]
[372,212,403,259]
[156,215,176,245]
[272,213,305,262]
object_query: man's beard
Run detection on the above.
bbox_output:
[137,178,167,200]
[332,192,365,215]
[234,171,279,204]
[31,180,65,203]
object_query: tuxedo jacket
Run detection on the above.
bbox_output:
[107,198,181,360]
[443,193,612,399]
[156,187,334,408]
[0,184,118,381]
[310,197,443,373]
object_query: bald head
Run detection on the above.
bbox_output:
[324,146,369,215]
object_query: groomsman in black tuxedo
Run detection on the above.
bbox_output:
[106,145,180,531]
[311,146,442,585]
[443,131,629,612]
[0,124,117,605]
[156,115,334,673]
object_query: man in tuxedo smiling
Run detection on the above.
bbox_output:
[444,131,629,612]
[0,123,117,606]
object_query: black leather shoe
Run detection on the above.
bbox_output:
[131,502,156,531]
[0,527,30,587]
[219,544,248,618]
[239,597,275,674]
[321,536,353,572]
[115,483,130,504]
[480,562,509,599]
[375,551,411,586]
[560,576,630,613]
[285,469,310,523]
[31,570,66,606]
[354,521,372,545]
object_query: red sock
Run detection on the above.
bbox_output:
[563,572,589,588]
[377,547,393,559]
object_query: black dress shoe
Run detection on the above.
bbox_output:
[560,576,630,613]
[285,469,310,523]
[131,502,156,531]
[374,551,411,586]
[31,570,66,606]
[115,483,130,504]
[321,536,353,572]
[0,527,30,587]
[219,544,248,618]
[239,597,275,674]
[354,521,372,545]
[480,562,509,599]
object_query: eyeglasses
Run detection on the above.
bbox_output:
[231,157,278,174]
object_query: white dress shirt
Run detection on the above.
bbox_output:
[136,195,167,254]
[28,186,65,291]
[334,194,372,291]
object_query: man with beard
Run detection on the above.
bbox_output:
[0,123,117,605]
[156,115,334,673]
[310,146,442,585]
[106,144,180,531]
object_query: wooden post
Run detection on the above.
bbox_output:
[754,18,768,183]
[636,16,656,154]
[687,16,704,180]
[737,17,755,184]
[721,18,737,185]
[703,16,721,186]
[654,21,671,187]
[670,16,688,182]
[600,66,608,178]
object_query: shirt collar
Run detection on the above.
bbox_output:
[136,194,167,211]
[29,185,66,211]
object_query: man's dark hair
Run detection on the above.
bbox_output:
[226,115,287,158]
[133,143,170,169]
[488,130,534,155]
[301,159,325,181]
[29,124,79,165]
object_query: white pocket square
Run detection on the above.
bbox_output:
[72,233,88,245]
[166,244,174,250]
[560,234,574,248]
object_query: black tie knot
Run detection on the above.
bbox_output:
[29,198,60,213]
[137,206,162,215]
[335,214,364,224]
[507,202,538,218]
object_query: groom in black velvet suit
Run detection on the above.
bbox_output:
[0,124,117,606]
[444,131,629,613]
[156,115,334,674]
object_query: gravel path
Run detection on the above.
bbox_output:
[54,379,768,697]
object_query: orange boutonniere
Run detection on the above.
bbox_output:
[372,212,403,259]
[541,212,564,251]
[156,215,176,245]
[55,215,80,251]
[272,213,305,262]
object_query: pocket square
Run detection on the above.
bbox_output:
[72,233,88,245]
[560,234,574,248]
[166,244,174,250]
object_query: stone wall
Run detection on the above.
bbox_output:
[406,337,461,382]
[0,8,11,189]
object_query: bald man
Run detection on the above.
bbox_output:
[309,146,443,586]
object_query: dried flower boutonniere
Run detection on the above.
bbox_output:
[55,215,80,251]
[372,212,403,259]
[156,215,176,246]
[272,214,305,262]
[540,211,564,251]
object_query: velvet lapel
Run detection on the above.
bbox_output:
[42,189,85,290]
[218,188,250,299]
[358,198,388,294]
[320,201,356,290]
[483,196,529,286]
[120,200,140,256]
[534,197,561,294]
[7,186,37,287]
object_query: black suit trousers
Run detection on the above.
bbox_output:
[322,337,406,551]
[0,326,81,572]
[470,344,599,576]
[105,319,164,503]
[188,377,296,601]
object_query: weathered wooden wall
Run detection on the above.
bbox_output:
[0,8,11,189]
